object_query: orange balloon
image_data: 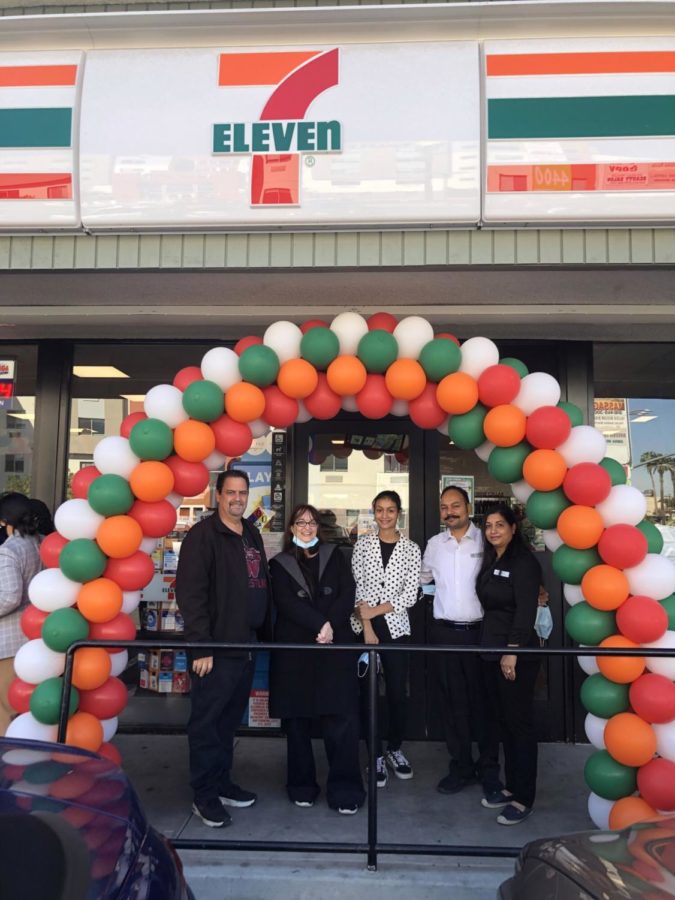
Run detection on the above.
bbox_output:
[277,359,319,400]
[522,449,568,491]
[326,356,368,396]
[77,578,123,624]
[173,419,216,462]
[609,796,659,831]
[483,404,527,447]
[65,710,104,753]
[384,359,427,401]
[597,635,645,684]
[72,647,112,691]
[96,515,143,560]
[49,771,96,800]
[436,372,479,415]
[224,382,266,424]
[557,505,605,549]
[582,564,630,611]
[129,461,174,503]
[604,712,656,767]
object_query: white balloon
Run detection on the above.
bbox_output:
[144,384,189,429]
[122,591,142,615]
[588,792,614,830]
[654,721,675,763]
[296,401,312,424]
[93,435,140,480]
[263,321,302,364]
[564,583,586,607]
[585,713,608,750]
[458,336,500,379]
[140,537,158,555]
[100,716,119,743]
[14,639,65,683]
[475,440,495,463]
[28,568,81,612]
[511,479,535,504]
[249,419,270,439]
[200,347,241,391]
[437,416,450,436]
[5,713,58,744]
[54,499,104,541]
[203,450,226,471]
[557,426,606,467]
[166,492,184,510]
[625,554,675,601]
[342,396,359,413]
[2,748,51,765]
[543,529,564,552]
[330,312,369,356]
[644,630,675,679]
[109,650,129,677]
[578,646,600,675]
[11,778,51,796]
[513,372,561,416]
[393,316,434,360]
[390,400,409,417]
[596,485,647,528]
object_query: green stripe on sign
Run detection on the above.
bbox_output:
[488,95,675,139]
[0,108,72,148]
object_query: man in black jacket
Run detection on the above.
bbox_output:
[176,468,272,828]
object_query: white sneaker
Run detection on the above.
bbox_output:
[384,749,413,780]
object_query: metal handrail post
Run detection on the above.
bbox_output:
[366,647,378,872]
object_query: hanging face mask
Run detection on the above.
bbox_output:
[535,605,553,644]
[292,535,319,549]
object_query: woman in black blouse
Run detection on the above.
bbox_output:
[476,503,541,826]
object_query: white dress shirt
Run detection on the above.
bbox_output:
[420,522,484,623]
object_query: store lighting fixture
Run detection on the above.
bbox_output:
[331,438,345,445]
[630,409,658,424]
[73,366,129,379]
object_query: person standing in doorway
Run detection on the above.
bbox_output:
[176,469,272,828]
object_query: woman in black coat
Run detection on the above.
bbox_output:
[269,503,365,814]
[476,503,542,827]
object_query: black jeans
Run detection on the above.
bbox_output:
[187,655,254,803]
[360,628,410,758]
[482,657,540,809]
[428,619,500,790]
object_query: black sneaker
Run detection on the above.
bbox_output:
[376,756,388,788]
[497,804,533,826]
[436,772,477,794]
[219,784,257,808]
[192,797,232,828]
[384,749,413,780]
[481,790,512,809]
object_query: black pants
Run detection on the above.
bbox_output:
[360,631,410,758]
[482,658,540,809]
[283,714,365,809]
[428,619,500,790]
[187,655,254,803]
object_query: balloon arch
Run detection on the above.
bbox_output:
[7,312,675,828]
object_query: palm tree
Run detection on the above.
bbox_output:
[640,450,661,511]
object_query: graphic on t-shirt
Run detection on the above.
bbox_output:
[243,540,267,588]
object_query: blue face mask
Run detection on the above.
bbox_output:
[292,535,319,549]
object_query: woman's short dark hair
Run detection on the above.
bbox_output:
[372,490,402,512]
[30,499,54,536]
[476,502,525,584]
[0,493,38,537]
[283,503,322,553]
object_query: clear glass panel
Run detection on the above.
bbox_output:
[0,345,37,495]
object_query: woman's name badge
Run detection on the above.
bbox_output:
[493,569,510,578]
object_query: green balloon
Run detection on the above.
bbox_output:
[553,545,602,585]
[238,344,280,387]
[42,608,90,653]
[526,489,571,530]
[557,401,584,427]
[59,539,107,582]
[566,602,616,644]
[129,418,174,461]
[182,379,224,423]
[636,518,664,553]
[419,338,461,382]
[487,442,531,483]
[23,760,72,784]
[356,330,398,374]
[660,594,675,629]
[499,357,529,378]
[599,456,627,486]
[30,677,79,726]
[449,404,487,450]
[584,750,637,801]
[301,327,340,370]
[580,673,630,718]
[88,474,134,517]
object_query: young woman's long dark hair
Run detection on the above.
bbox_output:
[476,502,525,587]
[0,493,39,538]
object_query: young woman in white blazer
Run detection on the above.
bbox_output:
[351,490,421,787]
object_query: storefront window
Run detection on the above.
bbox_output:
[0,345,37,496]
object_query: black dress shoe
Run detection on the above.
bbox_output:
[436,772,477,794]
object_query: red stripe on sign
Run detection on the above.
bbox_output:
[486,51,675,77]
[0,173,72,199]
[0,65,77,87]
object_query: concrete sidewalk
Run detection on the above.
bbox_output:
[115,734,594,899]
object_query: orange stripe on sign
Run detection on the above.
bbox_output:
[486,51,675,77]
[218,52,319,86]
[0,65,77,87]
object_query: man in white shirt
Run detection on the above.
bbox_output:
[420,486,500,796]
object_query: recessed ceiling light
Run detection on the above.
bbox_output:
[331,438,345,445]
[631,415,657,424]
[73,366,129,379]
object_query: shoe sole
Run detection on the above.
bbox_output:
[481,798,511,809]
[338,808,359,815]
[294,801,314,808]
[192,803,231,827]
[388,769,413,780]
[219,796,256,808]
[497,811,533,825]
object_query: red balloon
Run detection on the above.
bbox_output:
[435,332,460,346]
[164,456,210,497]
[525,406,572,450]
[104,551,154,592]
[88,613,137,651]
[599,524,648,570]
[210,415,253,457]
[617,595,669,644]
[409,383,447,429]
[300,320,330,334]
[129,499,177,538]
[629,673,675,723]
[8,677,35,714]
[119,412,147,439]
[77,677,128,719]
[563,462,612,506]
[367,312,398,333]
[20,605,48,640]
[39,531,68,568]
[304,374,342,420]
[395,450,409,464]
[263,386,298,428]
[173,366,203,391]
[97,742,122,766]
[234,336,263,355]
[477,365,521,408]
[71,466,102,500]
[332,444,352,459]
[638,757,675,811]
[356,375,394,419]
